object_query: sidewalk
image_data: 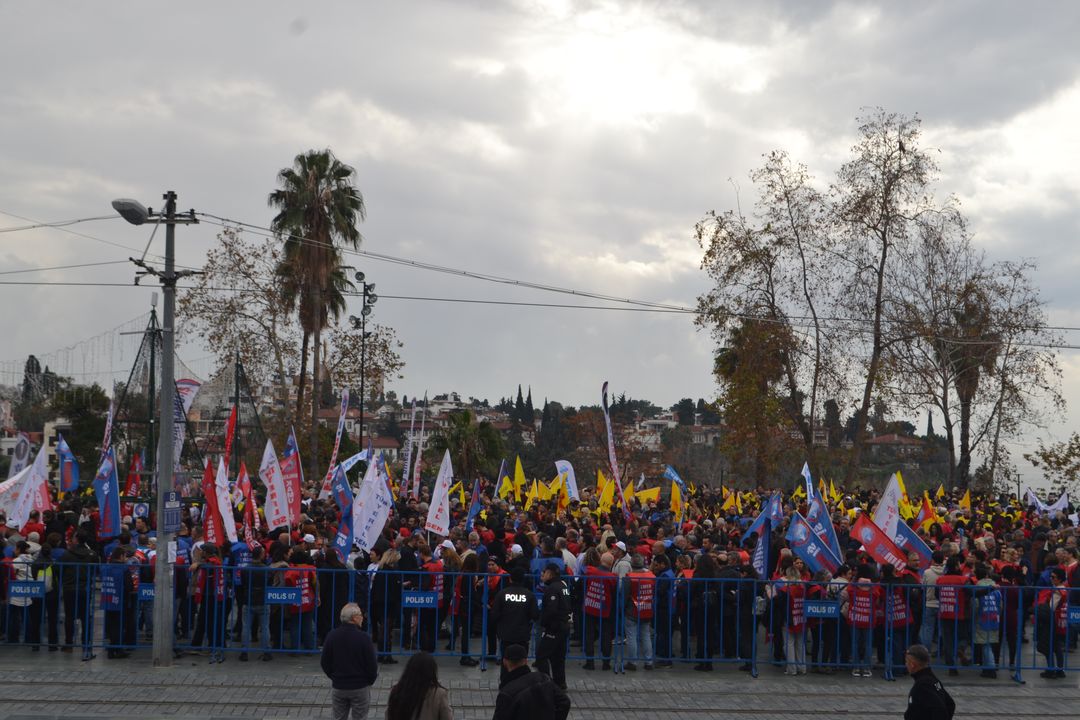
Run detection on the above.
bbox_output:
[0,648,1075,720]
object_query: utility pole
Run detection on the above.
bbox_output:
[112,192,198,667]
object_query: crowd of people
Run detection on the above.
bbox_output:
[0,476,1077,688]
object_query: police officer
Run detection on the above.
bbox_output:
[535,562,572,689]
[904,644,955,720]
[491,567,539,683]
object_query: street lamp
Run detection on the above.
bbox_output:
[112,192,197,668]
[349,272,377,447]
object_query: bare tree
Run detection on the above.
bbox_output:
[178,227,299,422]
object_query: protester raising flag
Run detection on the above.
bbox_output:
[214,457,239,544]
[852,513,907,571]
[329,465,354,562]
[424,450,454,536]
[600,382,632,521]
[786,511,841,575]
[259,440,289,530]
[318,389,350,500]
[800,461,815,499]
[56,434,80,493]
[352,452,394,552]
[465,477,483,532]
[279,428,303,525]
[554,459,579,500]
[92,447,121,539]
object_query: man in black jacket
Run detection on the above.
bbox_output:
[493,644,570,720]
[59,530,99,660]
[320,603,378,720]
[491,566,539,682]
[535,563,572,689]
[904,644,955,720]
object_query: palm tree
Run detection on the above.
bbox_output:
[269,149,365,481]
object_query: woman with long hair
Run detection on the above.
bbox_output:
[385,651,453,720]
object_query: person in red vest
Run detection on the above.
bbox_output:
[935,557,972,676]
[843,565,880,677]
[417,543,444,653]
[581,549,616,670]
[285,549,319,652]
[775,565,807,676]
[1035,567,1068,678]
[623,554,655,670]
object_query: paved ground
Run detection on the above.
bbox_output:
[0,648,1076,720]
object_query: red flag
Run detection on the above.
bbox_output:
[237,462,258,545]
[201,459,223,545]
[915,494,935,530]
[852,513,907,571]
[122,454,142,520]
[223,405,238,469]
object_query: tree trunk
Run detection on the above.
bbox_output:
[309,283,322,486]
[957,396,972,489]
[295,331,310,424]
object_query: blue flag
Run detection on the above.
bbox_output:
[465,478,483,532]
[57,434,80,493]
[662,465,688,494]
[894,521,933,571]
[786,511,841,575]
[765,493,785,524]
[329,465,354,563]
[749,518,770,579]
[93,447,121,539]
[806,495,842,559]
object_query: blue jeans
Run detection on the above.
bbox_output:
[291,610,315,650]
[851,626,872,671]
[920,606,938,649]
[625,614,653,665]
[243,604,270,651]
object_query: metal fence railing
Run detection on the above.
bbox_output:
[1,562,1075,681]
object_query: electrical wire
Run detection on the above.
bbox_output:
[0,214,119,233]
[0,260,131,276]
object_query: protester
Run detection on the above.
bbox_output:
[320,603,378,720]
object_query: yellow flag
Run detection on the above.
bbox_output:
[721,491,737,513]
[524,479,539,511]
[935,484,945,500]
[513,456,527,502]
[555,474,570,514]
[818,477,828,499]
[623,480,635,504]
[670,480,684,523]
[793,484,806,500]
[688,480,697,495]
[829,479,840,503]
[959,489,971,512]
[538,477,553,501]
[497,473,513,500]
[596,469,607,497]
[896,470,910,504]
[598,471,615,512]
[636,487,660,504]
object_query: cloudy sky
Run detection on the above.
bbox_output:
[2,1,1079,481]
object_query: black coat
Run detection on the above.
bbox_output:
[493,666,571,720]
[492,583,539,643]
[905,667,954,720]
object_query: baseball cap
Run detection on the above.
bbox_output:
[614,541,627,553]
[510,544,523,556]
[440,539,455,550]
[303,534,316,544]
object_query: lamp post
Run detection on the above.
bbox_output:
[349,272,377,446]
[112,192,197,668]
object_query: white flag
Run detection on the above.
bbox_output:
[554,459,579,500]
[424,449,454,536]
[259,440,290,530]
[873,473,903,542]
[11,444,48,529]
[215,457,238,543]
[1046,492,1070,516]
[801,462,815,499]
[352,455,394,552]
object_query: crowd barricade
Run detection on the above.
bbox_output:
[1,562,1076,682]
